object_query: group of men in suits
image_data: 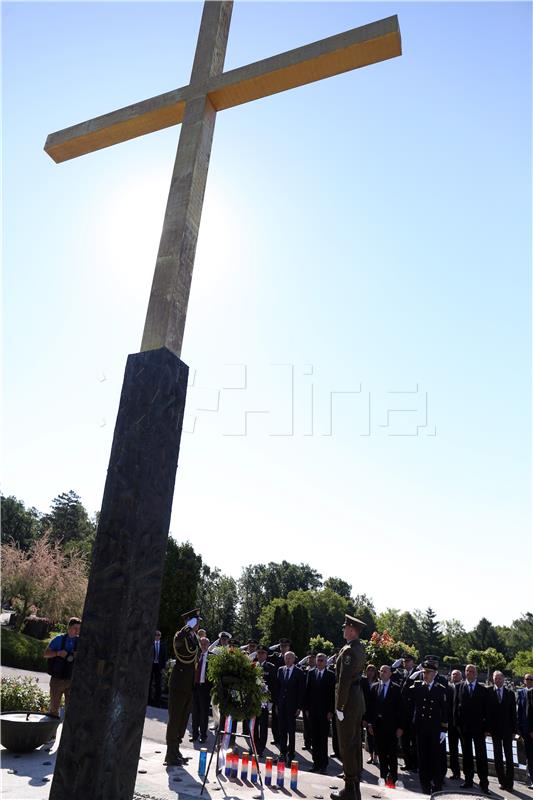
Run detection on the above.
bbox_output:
[157,611,533,796]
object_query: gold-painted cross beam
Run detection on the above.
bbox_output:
[45,3,401,357]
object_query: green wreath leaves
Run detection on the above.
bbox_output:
[207,648,268,721]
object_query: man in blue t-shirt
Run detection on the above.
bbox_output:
[43,616,81,718]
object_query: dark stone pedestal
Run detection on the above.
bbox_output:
[49,347,188,800]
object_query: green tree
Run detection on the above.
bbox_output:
[418,607,444,658]
[258,598,292,645]
[507,648,533,677]
[196,566,238,638]
[468,618,505,654]
[158,539,202,649]
[236,561,322,640]
[324,577,352,598]
[309,635,335,656]
[376,609,421,650]
[287,588,349,647]
[1,495,42,551]
[506,613,533,656]
[290,602,311,659]
[441,619,470,661]
[43,491,96,552]
[349,594,377,639]
[466,647,506,679]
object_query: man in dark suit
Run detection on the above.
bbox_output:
[277,650,305,764]
[398,655,418,772]
[268,637,291,745]
[487,670,517,790]
[254,644,278,756]
[407,661,448,795]
[149,630,167,707]
[366,665,404,785]
[191,636,211,743]
[453,663,489,793]
[445,669,463,780]
[304,653,335,773]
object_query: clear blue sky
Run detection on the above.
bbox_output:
[3,1,531,629]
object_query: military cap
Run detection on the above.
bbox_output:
[342,614,366,630]
[218,631,231,638]
[182,607,201,621]
[229,638,240,647]
[256,644,268,653]
[280,637,291,644]
[422,660,438,671]
[403,653,415,661]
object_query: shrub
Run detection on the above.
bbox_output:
[1,628,47,671]
[0,676,50,712]
[22,616,54,640]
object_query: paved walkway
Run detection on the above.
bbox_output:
[2,669,532,800]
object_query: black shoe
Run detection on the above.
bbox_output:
[451,774,461,780]
[189,736,198,742]
[499,786,507,791]
[461,783,474,789]
[421,786,431,795]
[480,788,490,795]
[526,784,533,790]
[199,736,207,743]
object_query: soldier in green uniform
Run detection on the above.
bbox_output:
[331,615,367,800]
[164,608,201,766]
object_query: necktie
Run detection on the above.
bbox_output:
[195,654,203,684]
[318,670,322,681]
[498,688,502,703]
[469,683,473,696]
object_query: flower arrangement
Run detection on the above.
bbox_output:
[207,647,268,721]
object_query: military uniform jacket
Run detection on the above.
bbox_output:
[171,624,200,689]
[335,638,366,712]
[408,680,448,734]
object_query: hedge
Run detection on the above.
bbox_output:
[1,628,48,672]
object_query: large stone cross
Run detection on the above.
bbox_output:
[45,5,401,800]
[46,2,401,357]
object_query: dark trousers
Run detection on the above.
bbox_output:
[374,725,398,782]
[460,730,488,788]
[278,706,297,762]
[310,713,330,770]
[149,663,162,706]
[366,728,376,757]
[271,704,280,743]
[416,727,442,792]
[332,714,341,757]
[524,734,533,784]
[191,683,210,739]
[254,707,269,755]
[304,710,313,749]
[401,724,417,769]
[448,725,461,777]
[492,735,514,789]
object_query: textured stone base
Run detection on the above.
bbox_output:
[49,347,188,800]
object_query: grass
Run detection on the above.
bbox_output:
[1,628,48,672]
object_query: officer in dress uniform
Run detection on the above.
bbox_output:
[406,661,448,795]
[164,608,201,766]
[330,615,366,800]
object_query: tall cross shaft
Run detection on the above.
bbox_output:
[45,3,401,357]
